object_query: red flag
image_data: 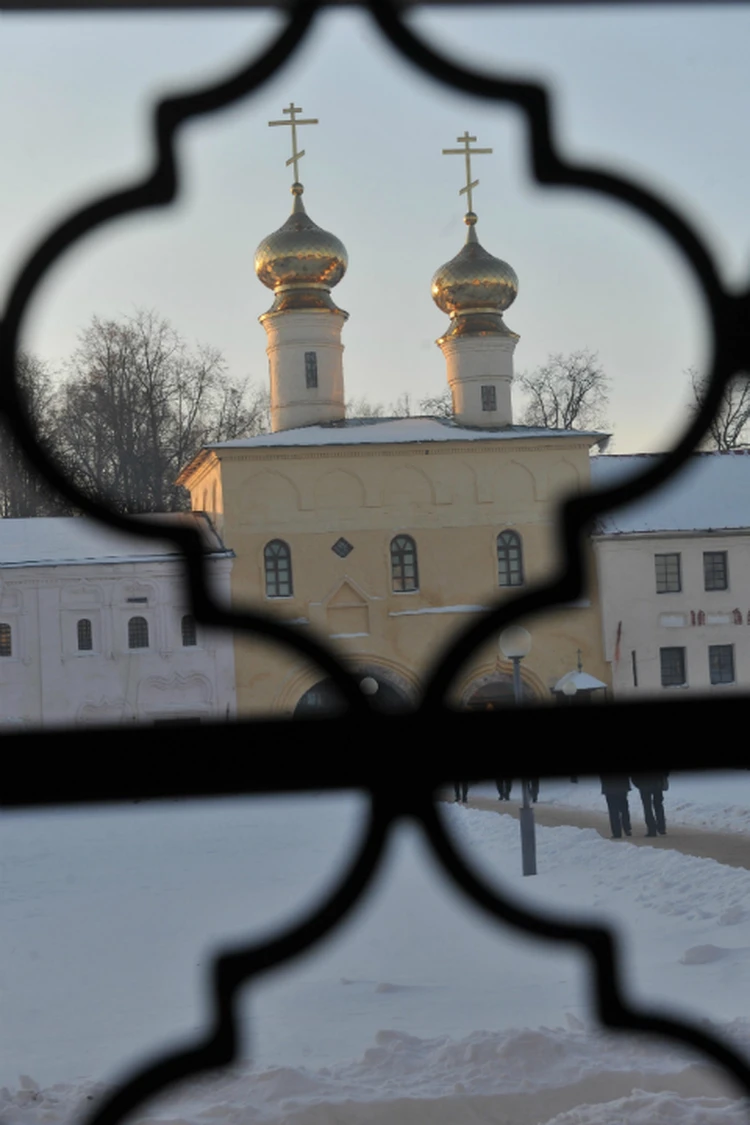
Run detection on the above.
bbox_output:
[614,621,622,668]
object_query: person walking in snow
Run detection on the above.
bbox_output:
[496,778,512,800]
[600,775,632,839]
[454,781,469,803]
[631,772,668,837]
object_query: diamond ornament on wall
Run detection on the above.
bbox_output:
[332,537,354,558]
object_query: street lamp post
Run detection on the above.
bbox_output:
[498,626,536,877]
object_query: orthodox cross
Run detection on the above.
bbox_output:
[268,102,319,183]
[442,131,492,214]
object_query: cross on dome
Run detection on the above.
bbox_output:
[268,101,319,188]
[442,130,493,220]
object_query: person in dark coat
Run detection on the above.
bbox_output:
[496,779,512,800]
[454,781,469,803]
[600,775,632,839]
[631,773,668,837]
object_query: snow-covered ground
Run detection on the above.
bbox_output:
[2,776,750,1125]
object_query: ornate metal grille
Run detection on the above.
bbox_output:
[2,3,750,1125]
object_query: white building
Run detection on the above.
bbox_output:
[592,451,750,696]
[0,514,236,727]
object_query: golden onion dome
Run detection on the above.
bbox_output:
[431,213,518,318]
[255,185,347,312]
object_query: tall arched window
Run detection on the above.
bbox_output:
[391,535,419,592]
[264,540,293,598]
[77,619,93,651]
[128,616,149,649]
[0,623,12,657]
[497,530,524,587]
[181,614,197,646]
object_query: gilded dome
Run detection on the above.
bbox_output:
[431,215,518,317]
[255,186,347,296]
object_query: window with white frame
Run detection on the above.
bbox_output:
[655,553,681,594]
[703,551,728,591]
[390,535,419,592]
[497,530,524,587]
[264,540,293,598]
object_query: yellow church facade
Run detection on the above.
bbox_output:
[182,425,607,715]
[178,109,610,715]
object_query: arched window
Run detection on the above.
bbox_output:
[264,540,293,598]
[0,623,12,657]
[391,535,419,592]
[181,614,197,646]
[128,616,149,649]
[497,530,524,587]
[77,619,93,651]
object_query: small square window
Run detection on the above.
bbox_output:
[305,351,318,389]
[703,551,728,591]
[655,553,681,593]
[332,537,353,558]
[481,385,497,412]
[660,646,686,687]
[709,644,734,685]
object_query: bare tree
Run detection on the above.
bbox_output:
[519,350,609,431]
[54,310,268,513]
[347,389,453,420]
[0,352,70,517]
[689,367,750,450]
[346,396,385,418]
[389,392,413,417]
[418,389,453,418]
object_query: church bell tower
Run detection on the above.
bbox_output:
[254,102,349,433]
[431,132,519,428]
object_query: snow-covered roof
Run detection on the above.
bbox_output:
[211,416,606,451]
[0,514,231,569]
[591,451,750,535]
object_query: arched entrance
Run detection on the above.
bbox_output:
[294,675,411,717]
[463,672,537,709]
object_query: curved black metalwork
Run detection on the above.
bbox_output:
[2,1,749,1123]
[0,0,368,714]
[421,797,750,1096]
[367,1,744,707]
[84,794,390,1125]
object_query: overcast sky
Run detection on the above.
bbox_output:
[1,5,748,453]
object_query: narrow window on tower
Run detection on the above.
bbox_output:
[305,351,318,389]
[481,385,497,412]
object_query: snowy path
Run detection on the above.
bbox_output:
[462,794,750,870]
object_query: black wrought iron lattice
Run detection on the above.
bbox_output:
[2,1,750,1122]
